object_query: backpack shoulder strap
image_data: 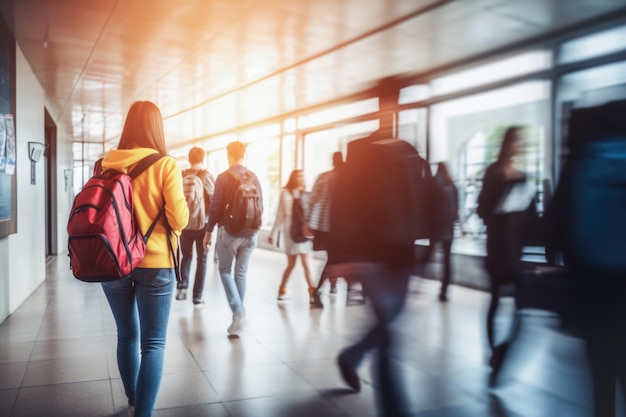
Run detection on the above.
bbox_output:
[129,153,165,180]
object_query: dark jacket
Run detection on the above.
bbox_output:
[549,99,626,274]
[477,164,534,278]
[431,172,458,241]
[206,164,263,237]
[328,131,431,268]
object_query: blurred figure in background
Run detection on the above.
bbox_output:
[305,151,344,308]
[328,76,432,416]
[477,126,536,383]
[549,99,626,417]
[268,169,316,303]
[420,161,459,302]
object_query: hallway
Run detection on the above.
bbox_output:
[0,249,594,417]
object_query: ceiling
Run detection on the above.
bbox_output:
[2,0,626,156]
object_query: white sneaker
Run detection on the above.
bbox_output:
[175,289,187,300]
[227,314,246,336]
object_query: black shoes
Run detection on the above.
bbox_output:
[337,352,361,392]
[489,342,509,386]
[312,289,324,308]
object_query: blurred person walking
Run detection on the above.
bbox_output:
[268,169,316,302]
[177,147,215,305]
[477,126,536,383]
[420,161,459,302]
[304,152,344,308]
[549,99,626,417]
[328,76,433,417]
[203,141,263,337]
[99,101,189,417]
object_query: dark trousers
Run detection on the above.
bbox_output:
[579,273,626,417]
[420,239,452,296]
[179,229,208,300]
[340,264,411,416]
[486,271,521,351]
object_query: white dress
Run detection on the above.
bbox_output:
[269,188,312,255]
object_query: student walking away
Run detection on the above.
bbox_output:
[304,152,343,308]
[176,147,215,305]
[420,161,459,302]
[268,169,316,303]
[477,126,536,385]
[328,76,432,417]
[203,141,263,337]
[549,99,626,417]
[98,101,188,417]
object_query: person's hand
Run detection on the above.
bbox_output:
[203,231,212,250]
[268,236,274,245]
[302,224,314,239]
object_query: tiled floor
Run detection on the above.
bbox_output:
[0,248,599,417]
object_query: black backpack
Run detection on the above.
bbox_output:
[223,169,263,235]
[290,192,311,243]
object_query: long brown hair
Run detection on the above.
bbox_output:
[118,101,167,154]
[496,126,522,163]
[284,169,303,191]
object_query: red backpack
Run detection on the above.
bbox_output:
[67,153,165,282]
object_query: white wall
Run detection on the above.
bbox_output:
[0,44,73,323]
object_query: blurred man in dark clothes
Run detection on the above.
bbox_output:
[549,99,626,417]
[328,76,433,417]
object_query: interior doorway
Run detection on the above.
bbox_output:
[44,108,57,258]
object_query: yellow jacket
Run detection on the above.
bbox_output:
[102,148,188,268]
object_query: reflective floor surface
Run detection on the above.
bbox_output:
[0,248,600,416]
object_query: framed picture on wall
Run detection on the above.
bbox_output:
[0,13,16,238]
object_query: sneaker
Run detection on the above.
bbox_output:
[227,314,246,336]
[175,289,187,300]
[193,298,205,306]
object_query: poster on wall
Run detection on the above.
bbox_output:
[0,173,9,220]
[0,114,5,172]
[4,114,14,175]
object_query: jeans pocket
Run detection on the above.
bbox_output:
[134,268,174,287]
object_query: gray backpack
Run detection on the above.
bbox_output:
[182,169,207,231]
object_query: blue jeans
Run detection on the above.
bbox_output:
[215,226,257,316]
[102,268,175,417]
[340,263,411,416]
[179,229,208,299]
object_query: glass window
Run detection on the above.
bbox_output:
[559,24,626,64]
[298,98,378,129]
[281,134,296,187]
[398,108,427,155]
[303,129,342,190]
[430,51,552,97]
[399,84,431,104]
[430,81,551,256]
[207,149,228,178]
[246,137,280,229]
